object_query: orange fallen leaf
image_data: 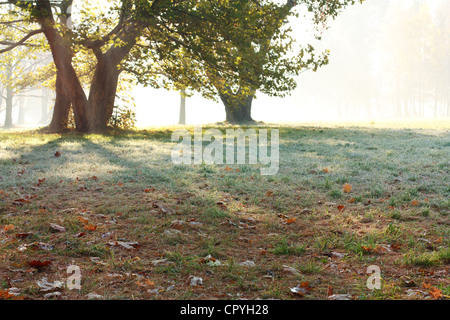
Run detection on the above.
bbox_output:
[3,224,15,232]
[291,282,312,297]
[361,245,373,253]
[342,184,352,193]
[411,200,420,206]
[0,289,15,300]
[171,220,184,230]
[429,287,442,299]
[327,286,334,297]
[283,218,296,225]
[13,198,31,204]
[266,191,274,197]
[84,224,97,231]
[422,282,432,289]
[347,198,356,203]
[77,217,89,224]
[323,168,329,173]
[337,205,346,213]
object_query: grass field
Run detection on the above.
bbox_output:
[0,121,449,300]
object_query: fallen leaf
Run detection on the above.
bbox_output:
[50,223,66,233]
[337,205,346,213]
[411,200,420,206]
[239,261,256,268]
[170,220,184,230]
[429,287,442,299]
[283,265,301,276]
[422,282,432,289]
[188,276,203,287]
[266,191,274,197]
[36,278,64,292]
[13,198,31,204]
[323,168,329,173]
[0,289,15,300]
[15,233,32,239]
[327,286,334,297]
[343,184,352,193]
[290,282,312,297]
[3,224,15,232]
[282,218,296,225]
[54,151,61,158]
[83,224,97,231]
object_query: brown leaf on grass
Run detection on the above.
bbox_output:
[170,220,184,230]
[15,233,32,239]
[83,224,97,231]
[77,216,89,224]
[282,218,297,225]
[422,282,432,289]
[136,279,155,288]
[327,286,334,297]
[411,200,420,206]
[216,201,227,210]
[0,289,15,300]
[343,184,352,193]
[108,241,140,250]
[13,198,31,205]
[3,224,15,232]
[266,191,274,197]
[337,205,346,213]
[361,245,373,253]
[347,198,356,203]
[290,282,312,297]
[144,188,156,193]
[50,223,66,233]
[54,151,61,158]
[323,168,329,173]
[429,287,442,299]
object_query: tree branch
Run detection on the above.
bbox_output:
[0,28,43,54]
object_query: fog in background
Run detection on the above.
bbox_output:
[1,0,449,128]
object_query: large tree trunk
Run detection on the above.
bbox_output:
[87,55,121,132]
[48,73,71,132]
[220,91,255,124]
[37,2,89,133]
[4,88,13,128]
[87,33,136,132]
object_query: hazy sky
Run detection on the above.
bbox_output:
[132,0,445,127]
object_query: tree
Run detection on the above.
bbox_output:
[163,0,362,124]
[0,6,50,127]
[2,0,288,132]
